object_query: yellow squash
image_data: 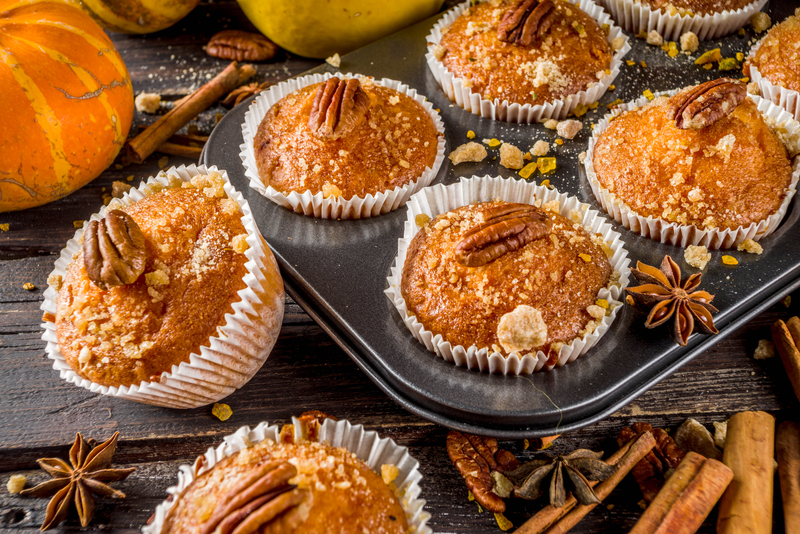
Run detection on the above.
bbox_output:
[78,0,201,34]
[237,0,443,59]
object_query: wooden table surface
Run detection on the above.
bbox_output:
[1,2,798,532]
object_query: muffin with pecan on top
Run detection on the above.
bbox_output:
[426,0,628,122]
[587,78,800,249]
[389,184,628,375]
[243,74,444,219]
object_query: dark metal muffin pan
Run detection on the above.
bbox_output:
[202,1,800,437]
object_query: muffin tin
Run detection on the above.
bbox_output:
[202,1,800,438]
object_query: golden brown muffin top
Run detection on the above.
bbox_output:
[592,93,793,231]
[636,0,752,16]
[434,0,613,106]
[253,79,439,200]
[162,439,408,534]
[401,201,614,363]
[745,14,800,92]
[55,174,250,388]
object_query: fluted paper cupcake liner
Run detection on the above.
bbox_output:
[240,73,445,219]
[600,0,766,41]
[40,164,285,409]
[385,176,630,375]
[584,92,800,249]
[142,417,431,534]
[425,0,631,123]
[747,38,800,122]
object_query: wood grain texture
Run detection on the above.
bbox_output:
[1,1,800,533]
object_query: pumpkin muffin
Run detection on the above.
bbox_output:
[433,0,614,107]
[55,173,253,387]
[591,79,794,233]
[160,431,408,534]
[253,76,439,201]
[401,200,614,361]
[744,12,800,93]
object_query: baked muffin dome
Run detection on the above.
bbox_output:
[632,0,753,16]
[434,0,613,107]
[744,13,800,93]
[160,437,408,534]
[591,84,793,231]
[401,200,613,361]
[56,176,251,388]
[253,77,439,200]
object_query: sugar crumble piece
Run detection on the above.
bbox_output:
[432,44,446,61]
[499,142,524,170]
[578,253,592,263]
[6,475,26,494]
[134,92,161,114]
[73,220,84,228]
[713,421,727,449]
[325,53,341,67]
[537,157,556,173]
[695,48,722,65]
[48,274,63,291]
[586,305,605,320]
[381,464,400,485]
[684,245,711,270]
[0,223,8,231]
[519,162,537,179]
[483,138,502,148]
[531,140,550,156]
[556,120,582,140]
[448,142,488,165]
[145,270,169,287]
[611,36,626,51]
[158,156,169,170]
[321,181,343,199]
[679,32,699,53]
[497,305,548,354]
[543,199,560,213]
[737,239,763,255]
[388,95,400,105]
[467,130,476,139]
[543,118,559,130]
[415,214,431,228]
[722,255,738,266]
[643,89,655,101]
[626,60,635,66]
[578,151,587,163]
[231,234,249,254]
[646,30,663,46]
[555,139,563,145]
[750,12,770,33]
[23,282,35,291]
[212,402,232,421]
[753,339,774,360]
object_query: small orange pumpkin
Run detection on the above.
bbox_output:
[0,0,133,212]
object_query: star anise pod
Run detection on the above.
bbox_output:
[626,255,719,346]
[20,432,135,530]
[221,81,271,108]
[504,449,616,507]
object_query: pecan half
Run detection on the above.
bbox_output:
[618,422,687,503]
[206,30,279,62]
[199,461,306,534]
[668,78,746,130]
[307,78,371,140]
[497,0,558,46]
[455,204,552,267]
[82,210,146,291]
[447,431,520,513]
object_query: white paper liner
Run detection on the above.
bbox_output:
[600,0,767,40]
[747,37,800,122]
[142,417,431,534]
[385,176,630,375]
[40,164,285,409]
[584,91,800,249]
[425,0,632,123]
[240,73,446,219]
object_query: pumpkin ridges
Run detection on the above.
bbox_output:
[0,0,133,212]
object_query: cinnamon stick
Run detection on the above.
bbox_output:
[629,452,733,534]
[777,421,800,534]
[156,142,203,159]
[125,61,255,163]
[515,431,656,534]
[773,318,800,402]
[513,438,636,534]
[716,411,775,534]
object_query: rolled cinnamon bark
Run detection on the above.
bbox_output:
[772,319,800,403]
[629,452,733,534]
[777,421,800,534]
[716,411,775,534]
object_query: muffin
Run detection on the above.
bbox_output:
[745,11,800,120]
[426,0,628,122]
[243,74,444,219]
[145,415,430,534]
[587,79,799,248]
[400,199,617,366]
[601,0,765,40]
[42,166,285,408]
